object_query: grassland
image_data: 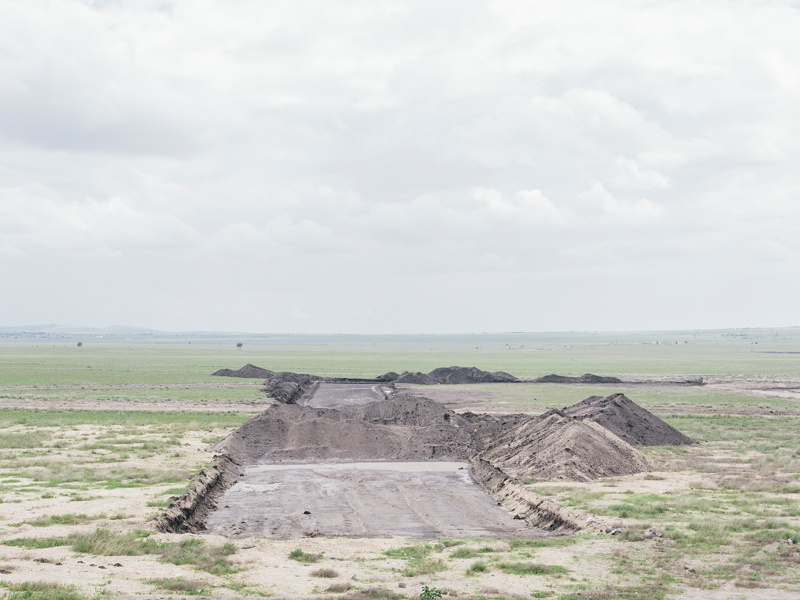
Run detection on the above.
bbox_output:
[0,329,798,599]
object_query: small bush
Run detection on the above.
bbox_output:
[466,560,489,575]
[68,528,161,555]
[419,585,443,600]
[450,547,478,559]
[384,544,432,559]
[402,558,447,577]
[161,538,238,575]
[26,514,95,527]
[289,548,323,564]
[148,577,206,594]
[311,567,339,578]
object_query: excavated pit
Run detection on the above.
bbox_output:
[158,375,693,539]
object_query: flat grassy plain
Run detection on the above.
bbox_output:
[0,329,799,599]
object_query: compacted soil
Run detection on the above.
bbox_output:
[206,461,545,539]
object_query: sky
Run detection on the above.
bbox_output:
[1,0,799,334]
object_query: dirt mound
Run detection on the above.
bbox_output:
[393,371,437,384]
[212,364,275,378]
[375,371,399,382]
[262,372,320,404]
[380,366,519,384]
[217,394,475,464]
[480,409,650,481]
[159,382,696,534]
[563,393,695,446]
[428,366,519,384]
[534,373,623,384]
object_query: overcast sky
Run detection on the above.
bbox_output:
[1,0,798,333]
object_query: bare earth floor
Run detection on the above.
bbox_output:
[206,462,545,540]
[305,382,391,408]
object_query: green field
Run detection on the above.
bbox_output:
[2,327,799,385]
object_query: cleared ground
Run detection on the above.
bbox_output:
[305,382,391,407]
[204,382,548,540]
[207,462,544,539]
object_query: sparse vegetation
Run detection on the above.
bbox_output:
[2,581,86,600]
[466,560,489,575]
[148,577,206,595]
[2,333,800,597]
[2,528,237,575]
[289,548,323,564]
[497,562,569,576]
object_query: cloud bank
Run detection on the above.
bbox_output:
[1,0,798,332]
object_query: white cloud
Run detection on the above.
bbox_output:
[580,182,663,222]
[0,186,199,258]
[1,0,799,331]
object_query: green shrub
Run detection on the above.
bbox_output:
[466,560,489,575]
[4,581,86,600]
[148,577,206,594]
[288,548,323,564]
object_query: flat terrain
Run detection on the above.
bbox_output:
[306,382,391,408]
[207,462,543,540]
[0,329,798,599]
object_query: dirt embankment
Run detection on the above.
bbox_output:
[534,373,705,386]
[261,372,320,404]
[480,409,652,481]
[380,366,519,385]
[535,373,623,384]
[563,393,695,446]
[212,364,275,378]
[213,393,475,464]
[157,455,241,533]
[158,385,693,535]
[468,456,596,532]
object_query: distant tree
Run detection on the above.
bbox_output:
[77,342,83,347]
[236,342,243,349]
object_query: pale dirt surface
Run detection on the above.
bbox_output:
[206,462,545,539]
[675,584,800,599]
[305,383,391,408]
[707,380,800,401]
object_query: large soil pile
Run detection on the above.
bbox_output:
[212,364,275,378]
[563,393,695,446]
[480,409,651,481]
[216,393,474,464]
[382,366,519,385]
[261,372,320,404]
[534,373,623,384]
